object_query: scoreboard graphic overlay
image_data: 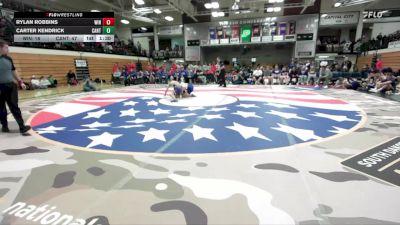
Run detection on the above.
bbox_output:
[13,12,114,43]
[29,87,366,155]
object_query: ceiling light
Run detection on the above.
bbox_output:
[140,27,147,31]
[269,0,276,3]
[265,17,271,21]
[179,25,183,27]
[165,16,174,21]
[334,2,342,7]
[154,9,162,14]
[271,17,277,21]
[276,0,284,2]
[211,2,219,8]
[218,12,225,17]
[205,3,212,9]
[235,11,240,14]
[232,3,239,10]
[212,11,219,17]
[135,0,145,5]
[321,13,327,18]
[267,7,274,12]
[121,19,130,24]
[274,7,281,12]
[90,9,100,12]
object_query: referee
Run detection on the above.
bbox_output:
[0,40,31,134]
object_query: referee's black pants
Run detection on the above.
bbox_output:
[0,83,25,128]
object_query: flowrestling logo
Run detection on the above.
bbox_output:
[2,202,98,225]
[29,87,364,155]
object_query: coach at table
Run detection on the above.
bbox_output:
[0,40,31,134]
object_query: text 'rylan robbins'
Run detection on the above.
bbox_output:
[15,19,59,25]
[15,28,65,34]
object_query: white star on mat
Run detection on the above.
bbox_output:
[120,108,140,117]
[72,128,99,132]
[150,108,170,115]
[226,122,271,141]
[272,123,321,141]
[36,126,66,134]
[310,112,357,122]
[232,111,262,118]
[138,128,169,142]
[147,100,159,106]
[328,126,349,134]
[117,125,144,129]
[200,114,224,120]
[87,132,122,148]
[82,121,111,129]
[123,101,139,107]
[183,106,204,111]
[266,110,309,120]
[83,109,110,119]
[208,107,229,112]
[237,104,259,109]
[158,119,187,124]
[141,96,153,100]
[265,103,296,109]
[184,125,217,141]
[170,113,197,118]
[127,118,156,124]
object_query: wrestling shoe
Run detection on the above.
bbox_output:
[20,125,31,134]
[1,126,10,133]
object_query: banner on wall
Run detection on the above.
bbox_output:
[262,24,271,37]
[209,27,217,40]
[241,24,252,43]
[232,25,240,38]
[320,12,359,25]
[289,21,296,35]
[270,22,278,36]
[252,23,261,37]
[224,26,232,39]
[278,22,287,36]
[158,25,182,35]
[216,26,224,39]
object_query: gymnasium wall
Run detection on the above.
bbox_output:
[356,48,400,71]
[9,47,149,85]
[200,43,295,65]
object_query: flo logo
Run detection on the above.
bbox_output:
[2,202,101,225]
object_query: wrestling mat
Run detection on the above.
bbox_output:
[0,85,399,225]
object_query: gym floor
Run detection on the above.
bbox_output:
[1,84,399,225]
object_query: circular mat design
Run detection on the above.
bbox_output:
[29,86,365,154]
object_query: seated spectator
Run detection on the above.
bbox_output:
[307,66,317,85]
[39,76,50,88]
[252,67,263,85]
[83,79,98,92]
[298,66,308,85]
[30,76,41,89]
[47,75,58,88]
[67,70,78,85]
[280,67,289,85]
[316,62,333,88]
[376,68,396,94]
[232,70,244,85]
